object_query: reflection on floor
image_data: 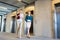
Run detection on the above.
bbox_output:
[0,32,60,40]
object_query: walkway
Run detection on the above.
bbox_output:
[0,32,59,40]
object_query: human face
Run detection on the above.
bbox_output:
[28,12,31,15]
[20,10,23,13]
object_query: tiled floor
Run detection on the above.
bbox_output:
[0,32,60,40]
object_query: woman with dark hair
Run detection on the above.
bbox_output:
[25,11,32,37]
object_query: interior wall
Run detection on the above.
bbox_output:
[34,0,52,38]
[24,5,34,12]
[6,11,16,33]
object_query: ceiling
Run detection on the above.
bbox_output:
[0,0,36,7]
[0,0,36,15]
[0,2,17,15]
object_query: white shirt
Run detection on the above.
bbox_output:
[20,13,24,19]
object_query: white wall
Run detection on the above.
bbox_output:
[34,0,52,38]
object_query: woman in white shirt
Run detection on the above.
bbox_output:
[16,9,24,38]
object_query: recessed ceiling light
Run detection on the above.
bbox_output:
[17,0,22,2]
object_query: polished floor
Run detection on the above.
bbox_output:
[0,32,60,40]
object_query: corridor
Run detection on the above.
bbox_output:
[0,0,60,40]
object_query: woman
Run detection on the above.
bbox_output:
[16,9,24,38]
[25,11,32,37]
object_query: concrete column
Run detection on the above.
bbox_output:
[6,14,11,32]
[34,0,52,38]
